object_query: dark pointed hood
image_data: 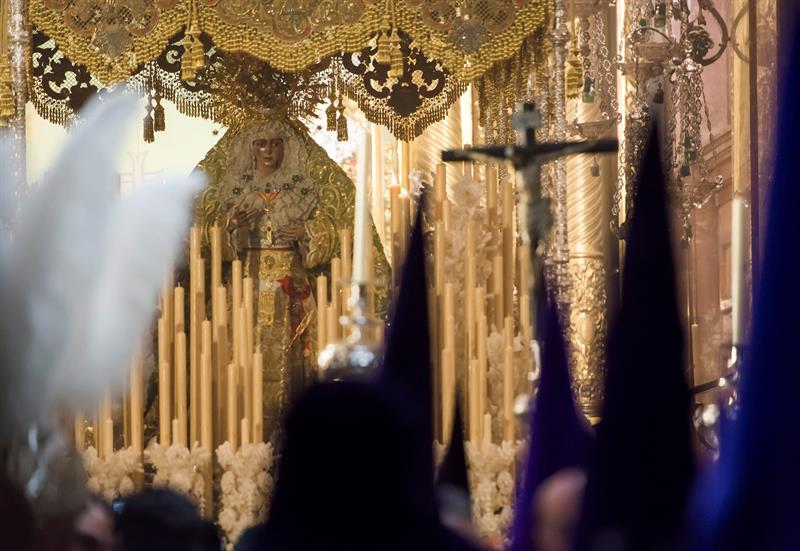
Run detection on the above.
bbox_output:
[575,128,694,550]
[436,401,471,520]
[376,203,434,504]
[509,296,593,551]
[687,24,800,551]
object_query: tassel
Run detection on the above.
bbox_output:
[375,29,391,67]
[336,103,348,141]
[0,69,14,127]
[143,111,155,143]
[154,92,165,132]
[326,95,337,131]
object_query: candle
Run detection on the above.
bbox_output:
[243,277,254,357]
[483,412,492,445]
[442,200,451,234]
[200,351,211,450]
[468,359,479,442]
[486,166,498,226]
[520,294,532,344]
[389,184,401,279]
[239,307,251,427]
[240,418,250,447]
[200,321,213,450]
[157,317,169,379]
[175,331,187,447]
[400,190,411,260]
[172,419,180,447]
[502,180,515,318]
[189,229,199,446]
[435,163,446,221]
[327,303,337,346]
[477,311,487,423]
[330,258,342,339]
[353,131,371,284]
[210,225,221,300]
[74,413,85,451]
[130,354,143,453]
[441,347,453,441]
[214,287,228,446]
[104,418,114,459]
[227,363,237,449]
[434,222,445,295]
[174,286,185,335]
[158,361,171,446]
[231,260,242,362]
[316,275,328,349]
[252,351,263,443]
[731,197,749,345]
[503,345,515,442]
[339,228,352,308]
[161,277,173,355]
[493,256,504,330]
[371,125,386,246]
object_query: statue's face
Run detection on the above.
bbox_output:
[252,133,285,174]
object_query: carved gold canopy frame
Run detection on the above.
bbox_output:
[23,0,554,139]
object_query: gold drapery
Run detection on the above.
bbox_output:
[29,0,552,84]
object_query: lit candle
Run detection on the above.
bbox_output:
[252,351,263,443]
[353,132,372,284]
[130,353,143,453]
[239,307,251,428]
[486,166,498,226]
[731,196,749,345]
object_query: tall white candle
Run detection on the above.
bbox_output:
[731,197,749,345]
[353,131,372,284]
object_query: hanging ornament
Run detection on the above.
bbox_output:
[326,88,337,131]
[336,98,348,141]
[143,101,155,143]
[683,135,697,162]
[591,157,600,177]
[566,35,583,99]
[153,88,165,133]
[653,82,664,104]
[375,28,391,67]
[181,0,205,82]
[582,76,595,103]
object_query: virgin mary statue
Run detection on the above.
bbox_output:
[195,118,389,442]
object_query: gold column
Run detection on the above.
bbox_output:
[566,101,608,418]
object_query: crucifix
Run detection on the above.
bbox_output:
[441,102,617,349]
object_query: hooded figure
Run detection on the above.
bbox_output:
[250,382,482,551]
[574,129,694,551]
[509,297,593,551]
[686,23,800,551]
[376,203,435,514]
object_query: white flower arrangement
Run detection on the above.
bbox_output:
[465,438,525,540]
[216,441,275,550]
[83,446,141,502]
[145,440,211,515]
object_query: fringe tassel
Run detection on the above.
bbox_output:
[154,93,165,132]
[143,113,155,143]
[336,104,348,141]
[326,100,337,131]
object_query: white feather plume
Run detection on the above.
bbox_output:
[0,94,205,442]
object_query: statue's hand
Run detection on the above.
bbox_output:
[274,221,306,242]
[228,208,261,230]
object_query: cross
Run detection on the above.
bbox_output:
[442,102,617,342]
[118,152,164,194]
